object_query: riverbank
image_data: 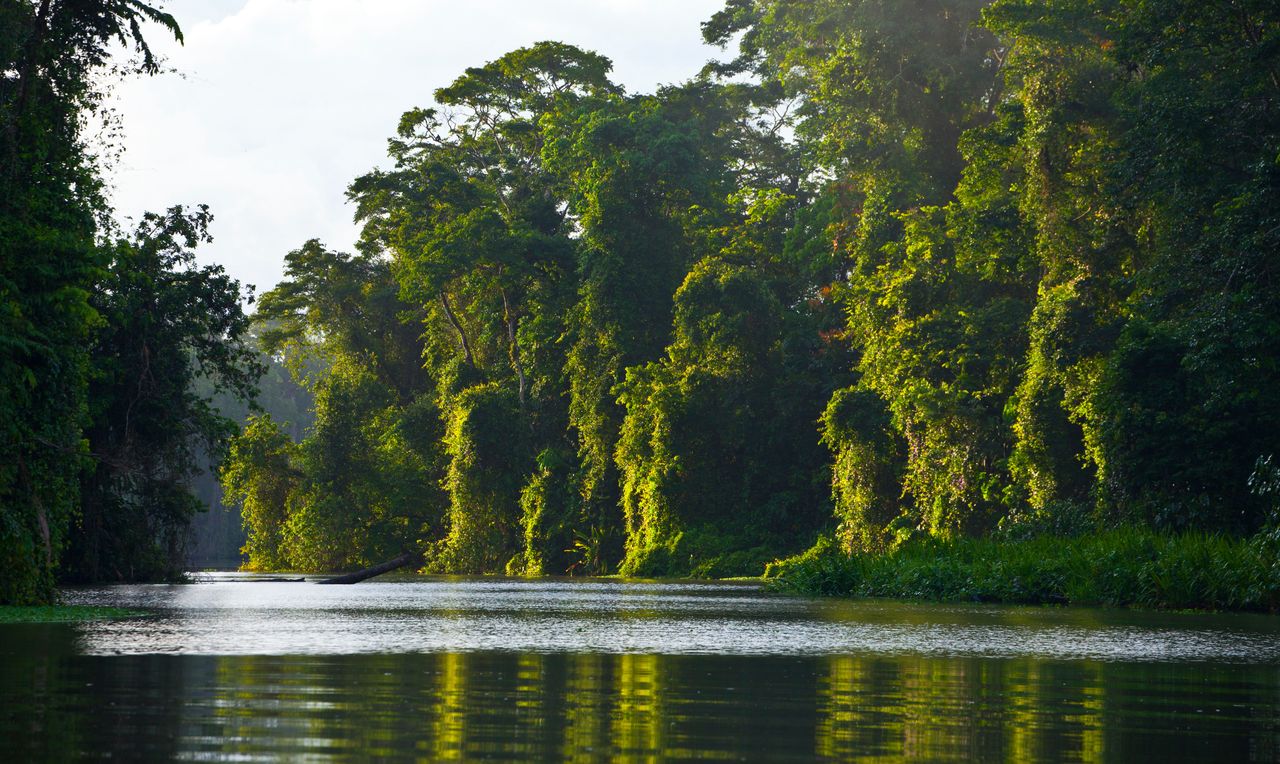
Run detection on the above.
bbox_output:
[0,606,146,623]
[766,528,1280,612]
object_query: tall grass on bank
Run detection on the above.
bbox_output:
[766,528,1280,611]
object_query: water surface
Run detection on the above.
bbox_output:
[3,575,1278,760]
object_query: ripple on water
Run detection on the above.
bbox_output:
[59,576,1280,662]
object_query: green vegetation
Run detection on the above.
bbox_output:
[226,40,846,577]
[1,2,259,604]
[221,0,1279,588]
[0,605,145,623]
[4,1,1278,605]
[65,207,261,583]
[769,528,1280,611]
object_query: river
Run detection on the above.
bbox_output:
[3,574,1278,760]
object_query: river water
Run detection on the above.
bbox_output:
[3,574,1279,760]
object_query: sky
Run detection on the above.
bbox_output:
[107,0,729,301]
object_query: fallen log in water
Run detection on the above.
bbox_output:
[315,552,422,585]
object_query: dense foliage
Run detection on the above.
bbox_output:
[5,0,1276,592]
[224,41,847,575]
[1,2,258,603]
[768,528,1280,611]
[224,0,1280,579]
[65,207,260,582]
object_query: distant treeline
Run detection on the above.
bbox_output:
[225,0,1280,576]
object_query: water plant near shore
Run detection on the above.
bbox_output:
[767,528,1280,612]
[0,606,146,624]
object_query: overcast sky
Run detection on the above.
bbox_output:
[106,0,728,301]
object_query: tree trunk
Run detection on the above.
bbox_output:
[439,291,476,368]
[315,551,422,584]
[3,0,53,188]
[500,286,527,407]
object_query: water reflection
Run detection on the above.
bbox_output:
[3,578,1280,760]
[3,642,1279,761]
[57,576,1280,661]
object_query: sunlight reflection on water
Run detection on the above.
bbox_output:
[2,576,1275,761]
[61,574,1280,661]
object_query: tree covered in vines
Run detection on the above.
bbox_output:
[224,1,1280,578]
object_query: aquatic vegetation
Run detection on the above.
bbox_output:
[0,606,146,624]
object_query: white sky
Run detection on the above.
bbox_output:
[107,0,728,301]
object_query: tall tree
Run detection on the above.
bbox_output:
[0,0,180,603]
[705,0,1025,541]
[350,42,617,573]
[234,239,445,573]
[547,83,741,573]
[66,206,260,582]
[987,0,1280,530]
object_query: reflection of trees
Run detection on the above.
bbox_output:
[562,653,608,760]
[809,655,1280,762]
[0,626,191,760]
[0,625,83,761]
[812,656,1115,761]
[432,652,466,759]
[614,653,663,759]
[817,656,870,758]
[3,647,1279,759]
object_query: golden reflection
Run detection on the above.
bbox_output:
[515,652,545,712]
[431,652,467,760]
[614,653,663,761]
[562,654,609,761]
[814,655,1121,762]
[16,648,1262,761]
[1078,663,1105,763]
[1004,661,1040,762]
[816,655,887,759]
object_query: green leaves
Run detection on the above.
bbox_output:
[65,206,261,583]
[0,0,185,601]
[224,1,1280,584]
